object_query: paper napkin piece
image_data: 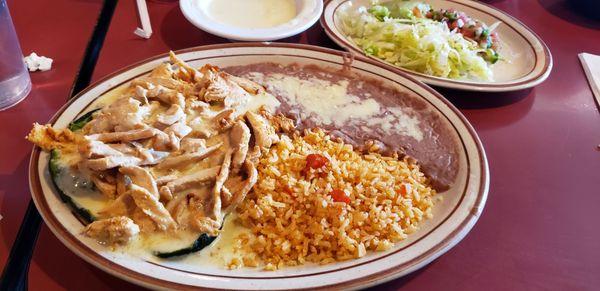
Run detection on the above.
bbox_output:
[24,52,53,72]
[579,53,600,110]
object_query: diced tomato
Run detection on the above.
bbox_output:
[449,20,459,30]
[490,32,500,49]
[461,28,475,39]
[413,7,422,18]
[397,183,412,197]
[305,154,329,169]
[330,189,351,203]
[302,154,329,176]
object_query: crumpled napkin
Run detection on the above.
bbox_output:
[579,53,600,109]
[24,52,53,72]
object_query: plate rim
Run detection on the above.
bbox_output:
[28,42,489,290]
[320,0,553,92]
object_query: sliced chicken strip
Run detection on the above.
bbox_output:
[219,186,233,207]
[79,139,124,158]
[213,109,236,132]
[149,129,172,151]
[146,126,182,152]
[200,66,250,107]
[246,111,279,149]
[82,115,109,135]
[119,166,159,199]
[133,146,170,165]
[134,85,149,105]
[153,122,188,151]
[169,51,201,82]
[157,104,185,126]
[227,74,264,95]
[164,121,192,139]
[180,138,206,153]
[168,132,181,151]
[155,174,178,186]
[133,77,187,92]
[85,155,142,171]
[269,113,296,133]
[127,184,176,231]
[148,63,174,79]
[155,142,222,170]
[109,143,137,156]
[229,121,251,172]
[90,174,117,199]
[84,98,145,134]
[112,100,146,133]
[167,190,211,230]
[245,145,262,166]
[198,66,226,103]
[187,100,209,112]
[116,172,127,197]
[133,81,186,108]
[98,193,135,218]
[190,109,235,138]
[189,215,221,236]
[223,161,258,211]
[83,216,140,245]
[87,128,157,143]
[80,139,168,167]
[210,149,232,220]
[167,193,190,226]
[184,191,221,235]
[159,166,220,199]
[150,86,186,109]
[132,207,158,233]
[26,123,80,152]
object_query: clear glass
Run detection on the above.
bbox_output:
[0,0,31,111]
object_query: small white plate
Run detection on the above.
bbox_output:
[321,0,553,92]
[180,0,323,41]
[30,43,489,290]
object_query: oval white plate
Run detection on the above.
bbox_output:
[29,43,489,290]
[321,0,553,92]
[180,0,323,41]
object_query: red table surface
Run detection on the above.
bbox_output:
[1,0,599,290]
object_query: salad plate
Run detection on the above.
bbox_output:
[29,43,488,290]
[321,0,552,92]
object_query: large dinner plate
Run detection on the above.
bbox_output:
[29,43,489,290]
[321,0,553,92]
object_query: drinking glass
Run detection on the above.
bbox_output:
[0,0,31,111]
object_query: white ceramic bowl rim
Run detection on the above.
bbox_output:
[180,0,324,41]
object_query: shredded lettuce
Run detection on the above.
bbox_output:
[340,1,494,81]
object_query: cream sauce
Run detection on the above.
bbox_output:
[123,214,250,267]
[53,155,108,215]
[189,214,252,266]
[207,0,297,29]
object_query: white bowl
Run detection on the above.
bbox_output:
[180,0,323,41]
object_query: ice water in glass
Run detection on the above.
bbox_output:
[0,0,31,110]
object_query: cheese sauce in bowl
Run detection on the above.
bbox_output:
[180,0,323,41]
[209,0,297,29]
